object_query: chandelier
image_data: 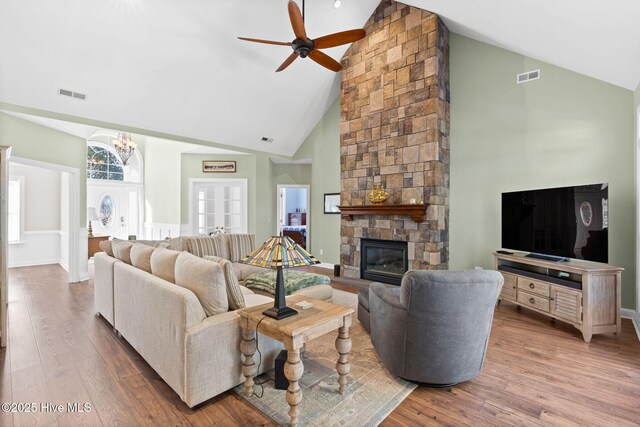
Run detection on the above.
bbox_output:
[112,132,137,165]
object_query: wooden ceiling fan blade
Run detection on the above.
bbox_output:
[238,37,292,46]
[308,50,342,72]
[288,0,307,40]
[276,52,298,72]
[314,29,366,49]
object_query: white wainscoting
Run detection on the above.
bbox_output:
[144,223,181,240]
[8,230,61,268]
[59,230,69,271]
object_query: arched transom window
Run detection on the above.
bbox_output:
[87,145,124,181]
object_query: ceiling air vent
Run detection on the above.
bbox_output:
[261,137,274,143]
[516,69,541,84]
[57,87,87,101]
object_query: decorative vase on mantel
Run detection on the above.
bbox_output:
[368,185,390,205]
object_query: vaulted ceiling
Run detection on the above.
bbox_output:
[1,0,638,156]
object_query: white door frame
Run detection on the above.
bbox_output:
[10,156,82,283]
[276,184,311,247]
[188,178,248,235]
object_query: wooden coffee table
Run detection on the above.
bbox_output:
[238,295,354,427]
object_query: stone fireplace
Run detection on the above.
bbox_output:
[339,0,450,280]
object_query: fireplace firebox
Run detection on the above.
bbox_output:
[360,239,408,285]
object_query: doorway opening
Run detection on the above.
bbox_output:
[277,185,310,250]
[8,156,81,283]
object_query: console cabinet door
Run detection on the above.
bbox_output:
[499,272,517,301]
[550,286,582,324]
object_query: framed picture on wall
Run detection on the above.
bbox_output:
[202,160,236,173]
[324,193,340,214]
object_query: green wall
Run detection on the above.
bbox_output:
[449,34,636,309]
[0,112,87,226]
[144,138,192,225]
[294,98,341,264]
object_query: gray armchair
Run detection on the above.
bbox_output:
[368,270,503,386]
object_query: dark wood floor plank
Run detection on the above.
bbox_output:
[4,264,640,427]
[75,355,147,427]
[0,347,13,427]
[11,364,58,427]
[42,361,103,427]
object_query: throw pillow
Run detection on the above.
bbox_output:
[150,246,181,283]
[98,240,113,257]
[185,235,226,258]
[130,243,154,273]
[227,234,256,262]
[175,252,228,316]
[112,238,134,265]
[204,255,246,310]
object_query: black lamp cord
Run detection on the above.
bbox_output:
[249,315,274,399]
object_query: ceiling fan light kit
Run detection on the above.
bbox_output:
[238,0,365,72]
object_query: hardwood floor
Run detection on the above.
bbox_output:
[1,264,639,426]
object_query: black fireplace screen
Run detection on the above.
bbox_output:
[360,239,408,285]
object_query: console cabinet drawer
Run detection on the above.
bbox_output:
[517,277,550,297]
[517,291,550,313]
[499,272,517,301]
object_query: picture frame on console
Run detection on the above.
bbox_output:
[324,193,340,214]
[202,160,236,173]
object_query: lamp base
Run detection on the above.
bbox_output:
[262,305,298,320]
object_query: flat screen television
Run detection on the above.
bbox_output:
[501,184,608,262]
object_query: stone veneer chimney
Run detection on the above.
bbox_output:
[339,0,450,279]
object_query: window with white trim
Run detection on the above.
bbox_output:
[8,176,23,243]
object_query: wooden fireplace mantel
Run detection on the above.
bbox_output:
[338,204,428,223]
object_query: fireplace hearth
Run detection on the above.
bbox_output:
[361,239,408,285]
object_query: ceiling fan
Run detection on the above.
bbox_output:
[238,0,366,72]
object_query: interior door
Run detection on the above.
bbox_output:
[192,180,247,235]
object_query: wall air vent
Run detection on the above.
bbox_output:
[261,137,274,143]
[516,69,541,84]
[57,87,87,101]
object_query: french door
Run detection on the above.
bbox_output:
[191,179,247,235]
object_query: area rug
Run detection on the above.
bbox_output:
[234,290,416,426]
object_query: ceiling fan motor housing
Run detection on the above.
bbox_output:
[292,37,315,57]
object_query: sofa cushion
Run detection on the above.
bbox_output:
[227,234,256,262]
[243,293,273,308]
[175,252,228,316]
[204,255,246,310]
[232,262,268,283]
[239,285,254,295]
[130,243,154,273]
[165,237,184,251]
[112,239,134,265]
[150,246,181,283]
[98,239,114,257]
[184,235,226,258]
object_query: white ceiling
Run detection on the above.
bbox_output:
[1,0,639,157]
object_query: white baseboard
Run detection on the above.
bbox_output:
[621,309,640,341]
[317,262,335,270]
[8,230,61,268]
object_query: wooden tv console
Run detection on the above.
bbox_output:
[493,253,622,342]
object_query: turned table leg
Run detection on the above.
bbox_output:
[335,323,352,395]
[241,327,257,397]
[284,348,303,427]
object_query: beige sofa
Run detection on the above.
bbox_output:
[93,234,332,407]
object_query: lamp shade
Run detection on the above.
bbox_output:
[87,207,99,221]
[241,235,319,269]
